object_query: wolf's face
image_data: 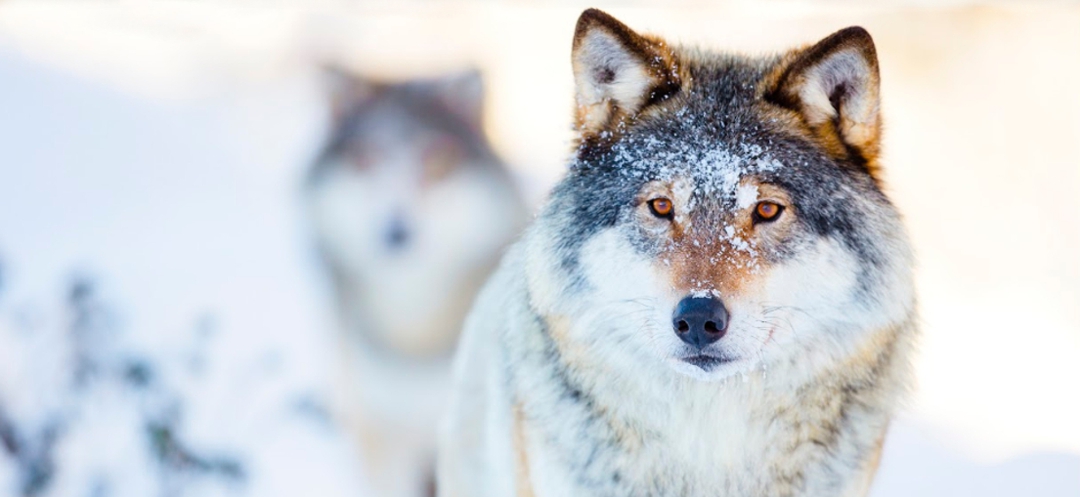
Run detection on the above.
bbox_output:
[308,70,524,358]
[527,11,913,382]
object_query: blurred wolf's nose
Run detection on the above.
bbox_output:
[385,216,410,250]
[673,295,729,349]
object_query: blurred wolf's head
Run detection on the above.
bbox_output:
[307,69,525,358]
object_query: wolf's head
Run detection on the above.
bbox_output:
[525,10,914,382]
[307,69,525,358]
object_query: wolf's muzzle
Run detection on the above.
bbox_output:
[673,295,729,349]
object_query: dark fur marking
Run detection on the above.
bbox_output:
[644,80,680,108]
[596,66,616,85]
[828,82,847,115]
[548,167,639,278]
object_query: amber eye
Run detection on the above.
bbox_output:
[648,198,674,219]
[754,201,784,223]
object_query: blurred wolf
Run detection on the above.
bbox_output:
[306,68,526,497]
[439,9,917,497]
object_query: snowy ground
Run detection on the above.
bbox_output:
[0,47,370,497]
[1,2,1078,496]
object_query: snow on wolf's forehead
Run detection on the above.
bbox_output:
[580,132,784,203]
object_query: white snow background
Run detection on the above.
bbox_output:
[0,37,370,497]
[1,3,1078,497]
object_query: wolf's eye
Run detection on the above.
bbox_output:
[422,137,463,183]
[753,201,784,223]
[648,198,674,219]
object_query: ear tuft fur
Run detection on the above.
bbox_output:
[571,9,682,142]
[323,65,377,125]
[425,69,486,131]
[767,27,882,177]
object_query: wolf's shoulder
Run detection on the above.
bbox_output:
[438,243,528,497]
[446,240,532,411]
[463,242,528,335]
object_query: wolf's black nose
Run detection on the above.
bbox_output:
[385,215,410,250]
[672,295,729,349]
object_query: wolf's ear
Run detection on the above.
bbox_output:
[426,69,485,131]
[767,27,882,173]
[323,65,376,124]
[571,9,681,138]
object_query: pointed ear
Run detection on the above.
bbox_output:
[571,9,682,139]
[322,65,376,124]
[426,69,485,131]
[766,27,882,173]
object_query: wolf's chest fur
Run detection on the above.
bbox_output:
[504,283,904,497]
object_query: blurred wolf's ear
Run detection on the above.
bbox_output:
[426,69,485,131]
[571,9,681,140]
[766,27,882,174]
[322,65,376,124]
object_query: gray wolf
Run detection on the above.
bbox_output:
[438,9,916,497]
[306,68,526,497]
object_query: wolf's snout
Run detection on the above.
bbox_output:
[672,296,729,349]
